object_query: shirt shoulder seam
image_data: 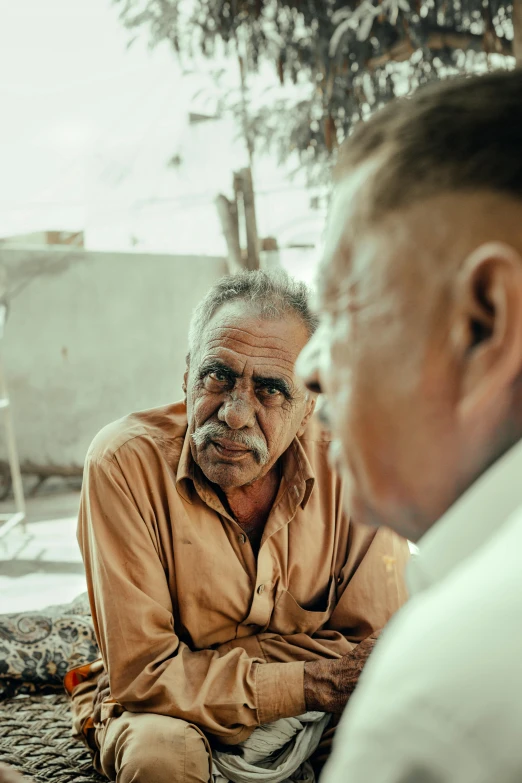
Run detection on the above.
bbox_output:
[90,431,186,466]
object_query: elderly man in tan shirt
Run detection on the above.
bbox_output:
[66,271,408,783]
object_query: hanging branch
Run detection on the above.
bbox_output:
[115,0,516,184]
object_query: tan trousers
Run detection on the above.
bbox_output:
[68,660,333,783]
[95,711,212,783]
[68,662,212,783]
[93,711,331,783]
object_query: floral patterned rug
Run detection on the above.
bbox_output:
[0,594,98,700]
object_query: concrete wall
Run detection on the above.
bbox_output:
[0,247,227,470]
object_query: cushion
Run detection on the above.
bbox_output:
[0,593,99,699]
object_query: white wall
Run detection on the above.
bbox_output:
[0,247,227,470]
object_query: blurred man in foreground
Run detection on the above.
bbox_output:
[298,70,522,782]
[66,271,408,783]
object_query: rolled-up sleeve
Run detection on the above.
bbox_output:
[255,660,306,724]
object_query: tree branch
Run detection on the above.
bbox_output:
[367,25,513,70]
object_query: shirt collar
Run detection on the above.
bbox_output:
[176,429,198,502]
[408,438,522,596]
[281,437,316,510]
[176,428,315,511]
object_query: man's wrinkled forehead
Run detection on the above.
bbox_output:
[318,157,382,308]
[197,301,309,377]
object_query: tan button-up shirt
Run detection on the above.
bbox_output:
[78,402,408,742]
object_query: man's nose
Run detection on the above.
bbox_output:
[296,334,323,395]
[218,396,256,429]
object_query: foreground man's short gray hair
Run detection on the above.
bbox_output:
[187,270,318,361]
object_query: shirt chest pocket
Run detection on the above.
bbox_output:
[267,577,336,635]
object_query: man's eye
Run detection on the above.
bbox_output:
[210,370,228,382]
[257,386,284,402]
[202,370,232,391]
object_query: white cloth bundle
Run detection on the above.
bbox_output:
[212,712,330,783]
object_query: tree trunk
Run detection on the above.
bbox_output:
[216,169,260,273]
[236,168,260,271]
[215,194,244,274]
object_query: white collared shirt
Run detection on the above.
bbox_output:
[322,439,522,783]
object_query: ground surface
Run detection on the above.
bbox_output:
[0,479,85,614]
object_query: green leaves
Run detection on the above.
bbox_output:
[113,0,515,184]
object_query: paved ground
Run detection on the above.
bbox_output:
[0,480,86,614]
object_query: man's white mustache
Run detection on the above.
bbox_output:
[192,422,269,465]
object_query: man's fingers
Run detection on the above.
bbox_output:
[96,673,110,693]
[93,671,111,724]
[349,632,379,660]
[93,688,110,723]
[94,673,110,705]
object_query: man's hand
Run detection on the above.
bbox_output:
[93,670,111,725]
[304,634,379,713]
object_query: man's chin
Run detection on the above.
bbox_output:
[351,493,426,542]
[336,463,390,531]
[347,493,377,529]
[199,457,260,489]
[347,489,390,531]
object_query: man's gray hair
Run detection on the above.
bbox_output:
[187,269,318,360]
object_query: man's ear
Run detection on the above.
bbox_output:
[450,242,522,424]
[296,395,317,438]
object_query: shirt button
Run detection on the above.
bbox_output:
[238,534,247,544]
[257,584,265,595]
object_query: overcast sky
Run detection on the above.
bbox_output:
[0,0,186,235]
[0,0,325,271]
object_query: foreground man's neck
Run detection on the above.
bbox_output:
[408,438,522,596]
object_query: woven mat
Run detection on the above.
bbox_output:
[0,693,104,783]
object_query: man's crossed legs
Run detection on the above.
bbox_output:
[97,711,211,783]
[70,665,334,783]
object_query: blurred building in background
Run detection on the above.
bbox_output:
[0,231,84,247]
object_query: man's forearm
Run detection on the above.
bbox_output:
[218,628,360,666]
[218,630,379,715]
[304,634,379,713]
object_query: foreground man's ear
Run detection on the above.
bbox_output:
[451,241,522,424]
[296,395,317,437]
